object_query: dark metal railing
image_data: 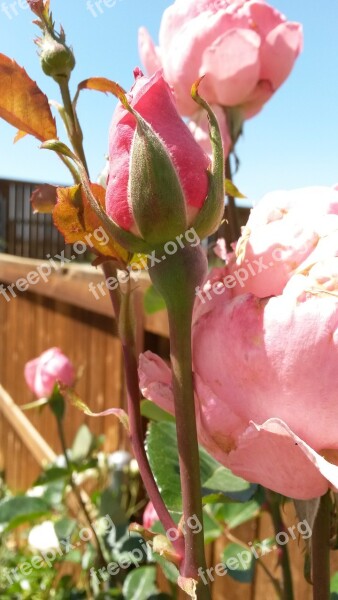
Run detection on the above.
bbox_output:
[0,179,74,261]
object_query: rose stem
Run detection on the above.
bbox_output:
[312,492,331,600]
[150,245,211,599]
[265,491,294,600]
[102,261,184,559]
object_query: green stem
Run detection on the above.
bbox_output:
[266,491,294,600]
[57,77,89,176]
[102,262,185,559]
[150,245,211,599]
[312,492,331,600]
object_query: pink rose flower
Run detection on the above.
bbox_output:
[139,186,338,500]
[106,69,210,235]
[142,501,159,529]
[24,347,75,398]
[139,0,303,121]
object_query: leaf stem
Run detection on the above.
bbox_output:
[312,492,331,600]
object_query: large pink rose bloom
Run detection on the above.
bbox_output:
[139,0,303,121]
[139,186,338,500]
[24,347,75,398]
[106,69,210,233]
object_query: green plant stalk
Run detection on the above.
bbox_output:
[312,492,331,600]
[150,244,211,599]
[57,77,89,176]
[265,491,294,600]
[102,262,185,560]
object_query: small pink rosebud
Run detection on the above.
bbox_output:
[106,69,224,247]
[24,347,75,398]
[106,71,210,241]
[142,501,159,529]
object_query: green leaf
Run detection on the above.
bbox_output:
[34,466,70,486]
[145,423,182,514]
[212,498,262,529]
[71,424,94,462]
[0,496,50,529]
[54,517,77,541]
[221,543,255,583]
[141,399,175,423]
[122,566,158,600]
[201,459,257,502]
[144,285,166,315]
[146,422,255,514]
[203,509,222,544]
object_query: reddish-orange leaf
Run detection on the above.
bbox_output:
[74,77,127,108]
[77,77,126,96]
[53,184,129,262]
[31,184,58,214]
[0,53,57,142]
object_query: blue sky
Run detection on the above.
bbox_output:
[0,0,337,204]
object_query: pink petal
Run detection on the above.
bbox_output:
[260,22,303,90]
[138,351,175,415]
[138,27,162,75]
[227,419,338,499]
[201,28,261,106]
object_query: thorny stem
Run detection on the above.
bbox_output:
[102,262,184,559]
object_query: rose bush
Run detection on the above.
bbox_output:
[139,186,338,500]
[24,347,75,398]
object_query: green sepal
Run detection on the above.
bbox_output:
[190,78,225,240]
[41,139,152,254]
[129,111,188,245]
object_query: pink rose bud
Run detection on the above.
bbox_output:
[139,0,303,120]
[139,186,338,500]
[142,501,159,529]
[24,347,75,398]
[106,69,225,249]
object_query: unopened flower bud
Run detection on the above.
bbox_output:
[38,31,75,82]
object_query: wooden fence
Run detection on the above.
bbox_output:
[0,253,329,598]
